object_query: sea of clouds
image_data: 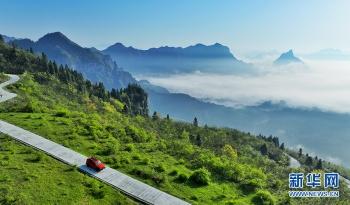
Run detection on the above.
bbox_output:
[144,59,350,114]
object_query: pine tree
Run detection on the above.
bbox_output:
[298,148,303,158]
[305,156,313,166]
[166,114,170,120]
[195,134,202,147]
[280,143,285,150]
[152,111,160,120]
[315,159,323,169]
[193,117,198,127]
[111,88,118,99]
[0,35,4,44]
[260,144,268,155]
[272,137,279,147]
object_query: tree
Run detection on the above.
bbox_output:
[222,144,238,159]
[195,134,202,147]
[280,143,285,150]
[272,137,279,147]
[252,190,275,205]
[305,156,313,166]
[180,130,189,141]
[193,117,198,127]
[110,88,118,99]
[166,114,170,120]
[152,111,160,120]
[260,144,268,156]
[315,159,323,169]
[0,35,4,44]
[188,168,211,186]
[298,148,303,158]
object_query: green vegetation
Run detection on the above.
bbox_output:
[0,36,350,204]
[0,72,9,83]
[0,134,136,205]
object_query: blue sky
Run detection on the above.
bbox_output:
[1,0,349,53]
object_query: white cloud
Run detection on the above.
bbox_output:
[143,60,350,113]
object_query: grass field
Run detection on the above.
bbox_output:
[0,133,136,205]
[0,111,252,204]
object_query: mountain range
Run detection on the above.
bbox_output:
[103,42,253,76]
[9,32,136,89]
[1,34,18,43]
[303,49,350,61]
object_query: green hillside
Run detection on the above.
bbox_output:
[0,133,136,205]
[0,39,349,205]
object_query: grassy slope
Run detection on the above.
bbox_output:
[0,73,349,205]
[0,133,136,205]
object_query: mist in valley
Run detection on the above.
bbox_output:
[142,58,350,167]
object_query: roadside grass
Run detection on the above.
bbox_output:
[0,112,249,204]
[0,133,136,205]
[0,73,10,84]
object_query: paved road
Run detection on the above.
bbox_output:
[0,74,190,205]
[0,74,19,103]
[286,154,301,169]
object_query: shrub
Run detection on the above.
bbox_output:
[97,144,117,156]
[180,130,190,140]
[241,178,263,192]
[188,168,211,186]
[125,125,151,143]
[169,169,178,176]
[26,153,43,163]
[132,154,141,160]
[157,141,167,151]
[120,157,131,164]
[154,164,165,173]
[175,173,188,183]
[251,190,275,205]
[125,144,134,152]
[222,144,238,159]
[131,168,152,180]
[140,157,150,165]
[190,195,198,201]
[225,200,247,205]
[178,159,185,165]
[55,109,68,117]
[151,174,166,185]
[91,186,105,199]
[86,181,106,199]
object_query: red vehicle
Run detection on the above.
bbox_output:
[86,157,105,171]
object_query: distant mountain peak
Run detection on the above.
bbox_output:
[40,32,67,39]
[38,32,75,46]
[111,42,126,48]
[274,49,303,65]
[286,49,294,55]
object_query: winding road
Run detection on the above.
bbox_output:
[0,74,190,205]
[287,154,301,169]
